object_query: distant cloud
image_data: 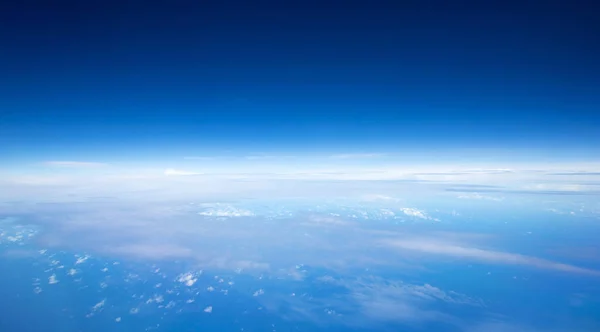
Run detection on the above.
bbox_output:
[361,194,402,202]
[383,238,600,275]
[464,168,515,174]
[547,172,600,176]
[43,161,108,167]
[198,207,254,217]
[304,215,352,226]
[457,193,504,201]
[413,169,514,176]
[164,168,203,176]
[400,208,437,221]
[447,188,600,196]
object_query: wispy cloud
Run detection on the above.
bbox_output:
[464,168,515,174]
[163,168,203,176]
[457,192,504,201]
[547,172,600,176]
[383,238,600,275]
[303,215,353,226]
[274,276,481,327]
[43,161,108,167]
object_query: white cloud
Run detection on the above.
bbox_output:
[48,274,59,284]
[399,208,437,221]
[177,272,200,286]
[164,168,203,176]
[361,194,402,202]
[203,306,213,313]
[91,299,106,312]
[457,193,504,201]
[198,206,254,217]
[75,254,90,265]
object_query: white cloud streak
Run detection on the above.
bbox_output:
[383,238,600,275]
[164,168,204,176]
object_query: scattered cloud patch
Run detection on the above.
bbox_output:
[87,299,106,317]
[177,272,201,286]
[198,205,254,217]
[48,274,59,284]
[399,208,438,221]
[92,299,106,311]
[75,254,90,265]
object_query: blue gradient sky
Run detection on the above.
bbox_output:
[1,0,598,165]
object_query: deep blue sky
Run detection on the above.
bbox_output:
[1,0,598,162]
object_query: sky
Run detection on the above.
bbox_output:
[1,4,600,330]
[0,0,599,167]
